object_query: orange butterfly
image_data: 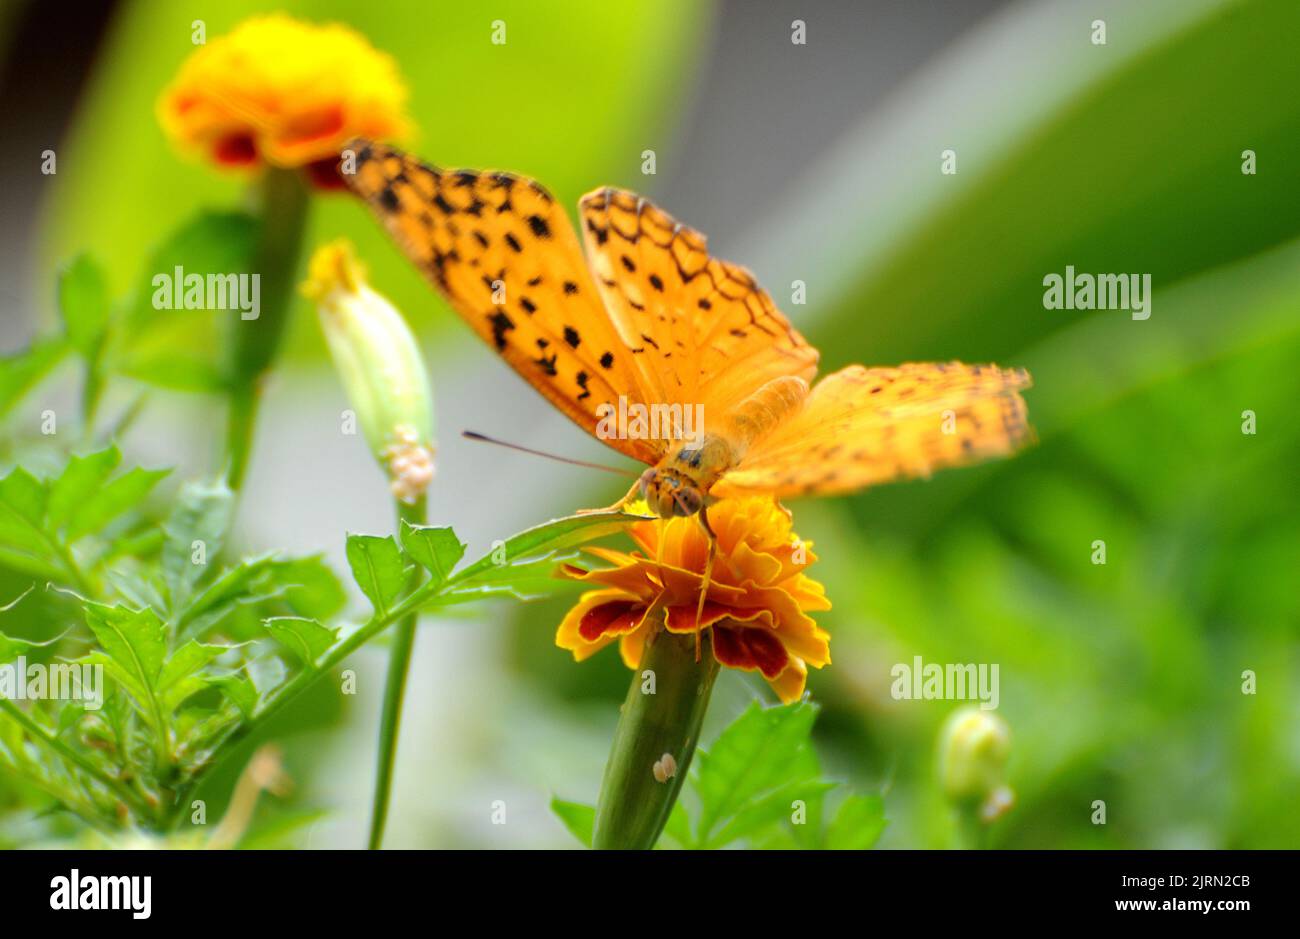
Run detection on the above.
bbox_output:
[342,139,1033,631]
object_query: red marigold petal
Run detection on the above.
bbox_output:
[711,625,755,671]
[578,599,642,642]
[740,628,789,679]
[213,133,258,165]
[664,601,735,633]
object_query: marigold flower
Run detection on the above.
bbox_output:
[557,498,831,703]
[157,14,410,187]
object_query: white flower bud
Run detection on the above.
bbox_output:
[302,240,435,502]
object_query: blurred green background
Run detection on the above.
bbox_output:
[2,0,1297,848]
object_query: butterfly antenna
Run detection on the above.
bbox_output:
[461,430,639,477]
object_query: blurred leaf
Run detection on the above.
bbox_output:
[0,338,67,419]
[114,211,259,392]
[162,480,234,608]
[399,523,464,585]
[263,616,337,667]
[0,466,50,556]
[65,466,169,542]
[47,447,121,531]
[549,797,595,848]
[825,794,888,850]
[345,534,409,618]
[57,255,110,360]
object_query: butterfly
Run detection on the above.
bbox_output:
[342,139,1033,636]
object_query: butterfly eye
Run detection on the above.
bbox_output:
[673,487,702,517]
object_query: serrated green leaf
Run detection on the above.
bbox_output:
[399,523,465,584]
[65,466,169,542]
[345,534,409,617]
[210,674,258,717]
[58,254,110,360]
[263,617,338,666]
[825,794,887,850]
[270,556,347,621]
[47,447,121,530]
[157,639,226,695]
[550,797,595,848]
[692,701,821,846]
[162,479,233,608]
[81,603,166,692]
[705,778,838,850]
[0,337,68,418]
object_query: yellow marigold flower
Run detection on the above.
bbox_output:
[557,498,831,703]
[157,14,410,187]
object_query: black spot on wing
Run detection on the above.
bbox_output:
[487,311,515,351]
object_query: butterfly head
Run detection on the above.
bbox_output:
[638,467,706,518]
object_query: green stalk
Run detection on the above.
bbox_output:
[225,167,310,490]
[593,626,720,850]
[367,495,426,850]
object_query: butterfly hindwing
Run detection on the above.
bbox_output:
[344,139,662,464]
[716,363,1034,498]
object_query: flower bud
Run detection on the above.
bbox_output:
[302,240,435,503]
[939,706,1012,810]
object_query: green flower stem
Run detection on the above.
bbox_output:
[367,495,426,850]
[593,626,720,850]
[225,167,310,490]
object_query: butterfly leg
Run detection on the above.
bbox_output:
[693,507,718,663]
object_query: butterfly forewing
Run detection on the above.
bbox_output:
[578,187,818,431]
[344,139,662,464]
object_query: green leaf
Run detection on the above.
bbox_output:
[825,794,888,850]
[444,510,648,599]
[550,798,595,848]
[0,630,56,665]
[263,617,338,667]
[399,523,465,584]
[210,674,258,717]
[691,701,821,847]
[162,479,234,607]
[156,639,226,695]
[47,447,121,531]
[65,466,169,542]
[57,254,110,360]
[0,337,68,418]
[80,603,167,718]
[345,534,409,617]
[0,466,50,555]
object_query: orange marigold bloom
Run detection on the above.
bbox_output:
[557,498,831,703]
[157,15,410,187]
